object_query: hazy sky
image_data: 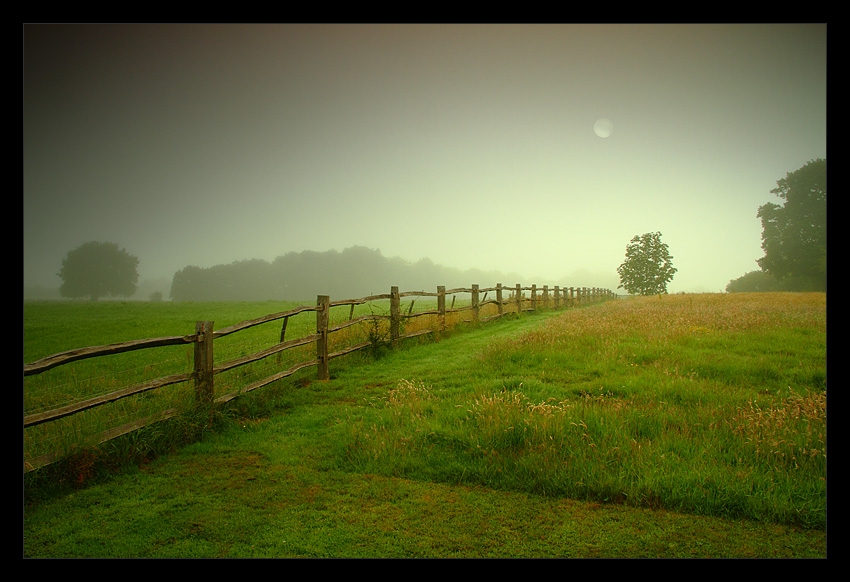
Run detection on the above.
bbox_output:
[23,23,827,294]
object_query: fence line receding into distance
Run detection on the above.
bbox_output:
[24,284,615,472]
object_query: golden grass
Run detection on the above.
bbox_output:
[335,293,826,527]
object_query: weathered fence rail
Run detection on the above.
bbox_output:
[24,284,614,472]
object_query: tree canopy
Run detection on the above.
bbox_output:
[58,241,140,301]
[617,231,677,295]
[756,158,826,291]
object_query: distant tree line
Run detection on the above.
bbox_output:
[169,246,524,301]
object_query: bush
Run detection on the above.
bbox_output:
[726,270,782,293]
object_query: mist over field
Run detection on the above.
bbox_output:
[24,24,826,299]
[24,246,619,302]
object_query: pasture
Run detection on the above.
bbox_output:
[23,292,827,558]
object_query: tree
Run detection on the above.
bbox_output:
[170,265,211,301]
[756,158,826,291]
[617,231,677,295]
[58,241,139,301]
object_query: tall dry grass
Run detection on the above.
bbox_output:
[334,293,826,528]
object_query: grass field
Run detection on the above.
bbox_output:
[24,295,456,465]
[23,292,827,558]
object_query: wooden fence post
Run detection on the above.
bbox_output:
[515,284,522,314]
[554,286,560,309]
[276,316,288,365]
[316,295,330,381]
[194,321,215,406]
[543,285,549,310]
[390,286,400,345]
[496,283,504,318]
[437,286,446,331]
[531,284,537,311]
[472,284,479,323]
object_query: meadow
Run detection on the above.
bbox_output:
[23,292,827,558]
[334,293,827,526]
[24,296,428,466]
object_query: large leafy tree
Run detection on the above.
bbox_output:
[58,241,139,301]
[617,231,677,295]
[757,158,826,291]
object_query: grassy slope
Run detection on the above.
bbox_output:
[23,294,827,558]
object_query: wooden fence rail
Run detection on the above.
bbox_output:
[24,284,614,472]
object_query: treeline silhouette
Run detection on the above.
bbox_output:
[170,246,525,301]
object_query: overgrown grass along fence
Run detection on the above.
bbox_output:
[24,284,614,473]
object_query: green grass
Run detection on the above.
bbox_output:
[23,297,409,464]
[327,294,827,528]
[23,293,827,557]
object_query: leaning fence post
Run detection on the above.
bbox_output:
[316,295,330,381]
[276,316,289,365]
[194,321,215,406]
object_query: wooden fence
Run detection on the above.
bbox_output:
[24,284,614,472]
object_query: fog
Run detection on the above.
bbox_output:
[23,23,827,298]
